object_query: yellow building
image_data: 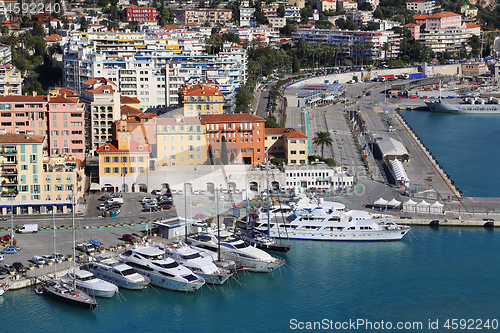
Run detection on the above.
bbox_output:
[178,84,224,117]
[96,131,152,193]
[0,134,83,215]
[265,128,309,165]
[156,115,207,166]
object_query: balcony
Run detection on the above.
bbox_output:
[0,148,17,155]
[1,188,17,197]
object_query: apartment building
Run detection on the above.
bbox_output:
[419,28,471,54]
[122,5,158,23]
[226,27,280,44]
[269,17,286,28]
[178,84,224,117]
[317,0,336,12]
[337,0,357,10]
[346,9,373,27]
[0,134,83,215]
[265,128,308,165]
[115,110,157,146]
[414,14,429,27]
[261,6,278,19]
[425,11,462,30]
[460,5,478,18]
[240,7,255,27]
[96,131,152,193]
[284,6,301,20]
[0,65,22,95]
[292,28,401,59]
[155,115,207,166]
[62,34,247,112]
[80,77,121,153]
[170,8,232,25]
[403,23,420,39]
[200,114,265,165]
[0,44,11,66]
[0,93,85,160]
[405,0,435,14]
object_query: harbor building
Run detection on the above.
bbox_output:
[265,128,309,166]
[284,163,354,191]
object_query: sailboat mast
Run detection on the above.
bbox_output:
[245,174,248,229]
[71,188,76,288]
[216,188,220,262]
[53,209,56,277]
[266,148,270,237]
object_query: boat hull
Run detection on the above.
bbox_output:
[246,241,292,253]
[221,253,284,272]
[42,281,98,310]
[91,270,150,290]
[198,272,231,285]
[425,101,500,114]
[268,228,410,241]
[76,283,117,298]
[133,269,204,292]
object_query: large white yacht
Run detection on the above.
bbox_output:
[164,239,232,285]
[80,261,150,290]
[121,246,205,292]
[64,269,118,298]
[186,232,285,273]
[252,196,411,241]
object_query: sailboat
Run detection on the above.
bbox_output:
[235,150,292,253]
[40,193,98,310]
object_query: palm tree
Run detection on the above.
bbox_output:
[312,131,333,158]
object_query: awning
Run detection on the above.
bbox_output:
[89,183,101,191]
[0,200,71,207]
[387,198,401,207]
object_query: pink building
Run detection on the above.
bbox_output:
[403,23,420,40]
[425,11,462,30]
[0,92,86,160]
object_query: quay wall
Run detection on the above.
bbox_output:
[395,218,497,227]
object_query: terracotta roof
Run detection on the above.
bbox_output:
[403,23,419,27]
[82,77,116,87]
[466,23,480,28]
[179,84,223,96]
[45,34,62,42]
[427,11,461,18]
[124,4,156,10]
[121,96,140,104]
[414,14,430,20]
[0,133,44,144]
[265,128,308,139]
[121,105,141,116]
[200,114,265,123]
[85,84,115,94]
[96,139,152,153]
[57,87,80,97]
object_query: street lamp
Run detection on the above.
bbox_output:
[121,169,127,193]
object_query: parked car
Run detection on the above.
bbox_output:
[32,256,46,265]
[13,262,26,273]
[2,247,18,254]
[160,204,172,210]
[0,254,4,262]
[41,255,55,263]
[99,204,106,211]
[193,190,200,195]
[142,206,158,212]
[194,214,207,219]
[1,234,11,242]
[75,243,95,255]
[141,197,155,204]
[122,234,136,242]
[6,245,20,251]
[0,266,8,275]
[170,189,177,195]
[153,189,162,195]
[53,253,64,261]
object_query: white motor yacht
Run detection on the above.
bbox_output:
[186,232,285,273]
[164,239,232,285]
[64,269,118,298]
[81,261,150,290]
[121,246,205,292]
[252,196,410,241]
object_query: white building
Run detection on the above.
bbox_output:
[240,7,255,27]
[285,163,354,191]
[62,31,247,112]
[419,28,471,54]
[406,0,435,14]
[227,27,280,44]
[284,6,300,20]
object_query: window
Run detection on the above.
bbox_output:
[53,139,58,148]
[130,156,136,163]
[121,156,127,163]
[113,167,119,174]
[129,167,136,173]
[257,149,261,153]
[291,151,296,154]
[139,167,144,173]
[63,139,69,148]
[170,155,176,160]
[113,157,119,163]
[188,154,194,160]
[121,167,127,174]
[104,156,110,163]
[300,150,305,154]
[104,167,111,174]
[138,157,144,163]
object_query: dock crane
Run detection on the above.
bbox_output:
[366,46,383,81]
[480,29,500,58]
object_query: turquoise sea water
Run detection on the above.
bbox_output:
[3,227,500,333]
[399,110,500,197]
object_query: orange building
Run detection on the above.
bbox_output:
[200,114,265,165]
[178,84,225,117]
[114,108,157,146]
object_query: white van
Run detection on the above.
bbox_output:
[18,224,38,234]
[32,256,46,265]
[107,197,124,204]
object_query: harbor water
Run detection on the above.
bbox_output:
[2,226,500,332]
[399,110,500,197]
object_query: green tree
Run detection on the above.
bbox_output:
[161,8,170,22]
[79,17,89,32]
[110,6,119,21]
[28,36,47,56]
[359,2,373,11]
[32,23,45,37]
[221,136,229,164]
[277,3,285,17]
[312,131,333,158]
[292,55,300,73]
[230,152,236,163]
